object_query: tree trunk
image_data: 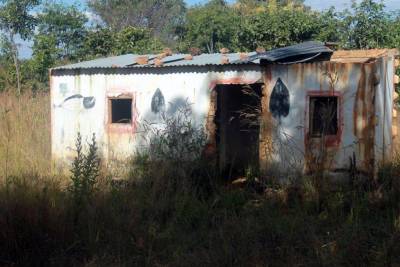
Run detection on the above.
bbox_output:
[9,32,21,95]
[207,34,214,54]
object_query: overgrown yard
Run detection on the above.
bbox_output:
[2,157,400,266]
[1,92,400,266]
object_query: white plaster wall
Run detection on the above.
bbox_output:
[50,67,261,173]
[51,59,395,175]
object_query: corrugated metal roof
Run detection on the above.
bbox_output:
[56,42,387,70]
[53,52,259,70]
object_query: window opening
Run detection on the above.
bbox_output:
[309,96,338,136]
[110,98,132,123]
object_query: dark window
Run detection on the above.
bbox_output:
[110,98,132,123]
[309,96,338,136]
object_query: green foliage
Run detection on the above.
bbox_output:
[237,5,322,50]
[131,101,214,200]
[30,34,59,82]
[183,0,240,53]
[82,27,115,58]
[88,0,186,42]
[313,8,346,44]
[81,26,164,60]
[0,0,41,94]
[24,2,87,83]
[69,132,100,206]
[36,2,88,60]
[112,26,163,55]
[182,0,400,53]
[0,35,16,90]
[342,0,397,49]
[0,0,400,93]
[0,0,40,39]
[145,103,207,163]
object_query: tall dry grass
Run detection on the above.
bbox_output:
[0,91,50,178]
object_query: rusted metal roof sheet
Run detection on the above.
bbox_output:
[331,49,399,63]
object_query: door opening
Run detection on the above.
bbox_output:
[215,83,263,179]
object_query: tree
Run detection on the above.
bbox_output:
[313,8,345,45]
[82,26,164,59]
[183,0,240,53]
[0,0,40,94]
[82,27,116,59]
[36,2,88,61]
[88,0,186,43]
[30,34,59,83]
[237,4,321,51]
[342,0,394,49]
[0,35,17,91]
[112,26,164,55]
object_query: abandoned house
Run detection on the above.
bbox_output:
[50,41,399,178]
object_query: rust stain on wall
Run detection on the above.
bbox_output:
[204,88,217,159]
[353,64,376,174]
[259,67,274,174]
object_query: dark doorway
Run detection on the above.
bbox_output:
[215,83,263,178]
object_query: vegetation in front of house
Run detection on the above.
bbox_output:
[0,0,399,92]
[0,91,50,177]
[1,104,400,266]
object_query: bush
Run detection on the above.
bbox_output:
[69,132,100,205]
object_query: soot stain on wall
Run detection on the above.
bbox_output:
[151,88,165,114]
[270,78,290,120]
[56,94,96,109]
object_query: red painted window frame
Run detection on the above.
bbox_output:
[106,92,137,134]
[305,90,343,147]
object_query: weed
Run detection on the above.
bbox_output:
[69,132,100,209]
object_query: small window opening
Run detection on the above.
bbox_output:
[309,96,338,136]
[110,98,132,123]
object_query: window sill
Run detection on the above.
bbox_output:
[307,134,341,147]
[107,123,135,134]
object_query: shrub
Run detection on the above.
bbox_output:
[131,101,215,199]
[69,132,100,206]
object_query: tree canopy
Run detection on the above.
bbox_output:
[0,0,399,92]
[87,0,186,42]
[0,0,40,93]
